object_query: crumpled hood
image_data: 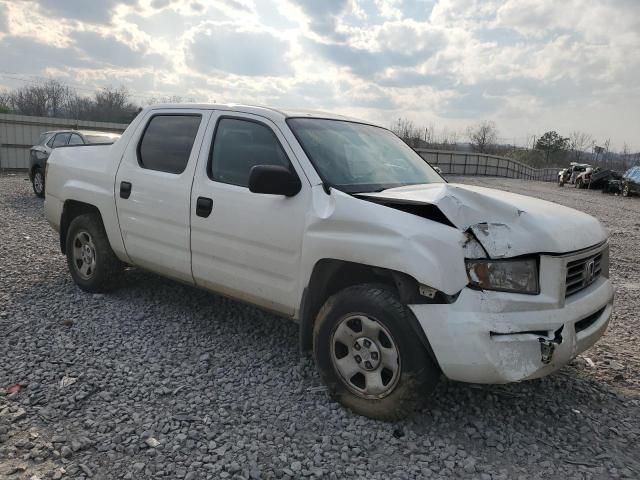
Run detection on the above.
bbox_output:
[358,183,607,258]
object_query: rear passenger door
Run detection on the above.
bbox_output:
[115,109,210,284]
[190,113,310,315]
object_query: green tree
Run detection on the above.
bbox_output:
[535,131,569,165]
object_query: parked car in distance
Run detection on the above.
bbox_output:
[44,104,614,420]
[622,166,640,197]
[30,129,121,197]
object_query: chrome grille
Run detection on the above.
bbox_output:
[565,252,603,297]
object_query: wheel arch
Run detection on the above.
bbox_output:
[298,258,439,365]
[59,200,103,254]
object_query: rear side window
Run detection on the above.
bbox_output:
[51,133,70,148]
[68,134,84,145]
[624,167,639,179]
[209,118,290,187]
[138,115,201,174]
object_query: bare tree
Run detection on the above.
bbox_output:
[146,95,195,105]
[437,127,458,147]
[568,131,593,162]
[602,138,612,168]
[467,120,498,153]
[390,117,423,148]
[9,84,50,116]
[0,91,11,113]
[91,86,138,123]
[621,143,632,170]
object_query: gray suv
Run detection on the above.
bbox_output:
[29,130,121,197]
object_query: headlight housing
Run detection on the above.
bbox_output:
[465,258,539,294]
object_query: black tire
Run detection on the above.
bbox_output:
[622,184,630,197]
[32,168,45,198]
[313,284,440,421]
[65,214,123,292]
[575,179,582,189]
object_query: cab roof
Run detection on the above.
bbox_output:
[145,103,381,127]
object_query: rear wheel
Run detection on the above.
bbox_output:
[65,214,123,292]
[313,284,440,420]
[32,168,45,198]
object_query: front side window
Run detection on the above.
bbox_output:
[209,118,290,187]
[288,118,444,193]
[138,115,201,174]
[51,133,71,148]
[68,134,84,145]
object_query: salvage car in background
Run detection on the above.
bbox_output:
[29,130,121,197]
[558,162,591,186]
[622,166,640,197]
[43,104,614,420]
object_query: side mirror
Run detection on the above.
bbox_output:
[248,165,301,197]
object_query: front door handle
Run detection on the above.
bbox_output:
[196,197,213,218]
[120,181,132,199]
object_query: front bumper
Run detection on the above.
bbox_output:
[410,275,614,384]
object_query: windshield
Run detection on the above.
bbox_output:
[287,118,443,193]
[36,133,51,146]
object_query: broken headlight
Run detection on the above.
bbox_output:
[465,258,539,294]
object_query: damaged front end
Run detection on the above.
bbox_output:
[355,183,613,382]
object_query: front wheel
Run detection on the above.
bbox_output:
[623,183,630,197]
[65,214,123,292]
[32,168,45,198]
[313,284,440,420]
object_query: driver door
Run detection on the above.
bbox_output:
[190,113,310,315]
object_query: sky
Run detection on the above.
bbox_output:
[0,0,638,150]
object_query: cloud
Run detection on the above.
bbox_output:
[150,0,171,8]
[289,0,350,37]
[34,0,136,24]
[1,0,640,150]
[307,38,438,77]
[0,36,93,74]
[71,31,153,68]
[188,25,292,76]
[0,4,6,32]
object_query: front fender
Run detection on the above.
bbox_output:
[299,186,468,299]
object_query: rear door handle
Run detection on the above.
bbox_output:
[120,181,132,199]
[196,197,213,218]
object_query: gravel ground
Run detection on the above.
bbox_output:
[1,173,639,480]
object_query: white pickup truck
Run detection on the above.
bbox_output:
[45,104,614,419]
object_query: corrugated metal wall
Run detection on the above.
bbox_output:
[415,148,560,181]
[0,114,128,170]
